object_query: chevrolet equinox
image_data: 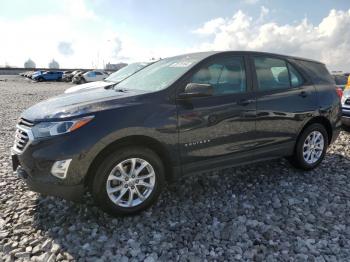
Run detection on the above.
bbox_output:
[11,51,342,216]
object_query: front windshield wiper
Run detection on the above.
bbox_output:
[114,88,128,92]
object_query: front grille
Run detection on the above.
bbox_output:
[13,118,34,153]
[14,128,30,152]
[18,118,34,127]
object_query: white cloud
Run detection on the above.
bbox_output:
[243,0,260,4]
[192,9,350,71]
[0,0,179,68]
[193,18,226,35]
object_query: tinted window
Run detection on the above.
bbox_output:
[333,75,347,85]
[190,57,246,95]
[288,64,304,87]
[297,60,333,85]
[95,72,102,75]
[254,57,290,91]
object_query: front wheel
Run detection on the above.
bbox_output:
[289,123,328,170]
[91,147,165,216]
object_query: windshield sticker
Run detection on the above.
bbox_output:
[169,60,196,68]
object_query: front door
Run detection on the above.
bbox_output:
[177,55,257,174]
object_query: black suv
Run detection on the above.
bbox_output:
[12,51,341,216]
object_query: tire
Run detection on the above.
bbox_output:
[80,78,86,84]
[289,123,328,170]
[91,147,165,216]
[37,77,44,82]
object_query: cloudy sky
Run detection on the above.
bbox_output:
[0,0,350,70]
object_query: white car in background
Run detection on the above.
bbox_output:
[81,71,109,83]
[65,62,151,93]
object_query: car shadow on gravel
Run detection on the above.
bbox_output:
[31,153,350,260]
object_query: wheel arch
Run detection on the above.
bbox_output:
[298,116,333,145]
[85,135,174,189]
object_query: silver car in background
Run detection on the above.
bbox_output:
[341,89,350,127]
[65,62,151,93]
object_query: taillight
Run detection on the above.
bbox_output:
[335,87,343,98]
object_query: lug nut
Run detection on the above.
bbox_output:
[131,175,135,178]
[131,186,135,189]
[135,180,139,183]
[124,184,128,188]
[125,177,129,181]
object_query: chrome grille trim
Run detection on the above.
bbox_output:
[12,124,34,154]
[18,118,34,127]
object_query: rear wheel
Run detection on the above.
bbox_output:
[91,147,165,216]
[80,77,86,84]
[289,123,328,170]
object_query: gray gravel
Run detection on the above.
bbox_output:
[1,75,350,261]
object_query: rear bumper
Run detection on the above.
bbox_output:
[342,107,350,126]
[342,116,350,126]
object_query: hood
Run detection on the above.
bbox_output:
[22,87,145,122]
[64,81,114,93]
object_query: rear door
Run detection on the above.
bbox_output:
[95,72,104,81]
[177,54,257,173]
[251,55,318,157]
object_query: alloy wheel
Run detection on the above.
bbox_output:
[302,131,324,164]
[106,158,156,207]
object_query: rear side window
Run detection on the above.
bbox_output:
[254,57,290,91]
[297,60,334,85]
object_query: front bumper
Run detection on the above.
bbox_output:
[10,126,106,201]
[15,164,84,200]
[11,151,85,201]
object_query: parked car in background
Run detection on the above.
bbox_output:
[63,70,83,82]
[71,71,85,84]
[65,62,151,93]
[32,71,63,81]
[332,74,348,90]
[346,75,350,90]
[72,70,108,84]
[12,51,341,216]
[26,71,42,78]
[341,88,350,126]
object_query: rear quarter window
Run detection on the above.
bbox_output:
[297,60,334,85]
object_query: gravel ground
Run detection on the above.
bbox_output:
[0,75,350,262]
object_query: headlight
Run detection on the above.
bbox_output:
[32,116,94,139]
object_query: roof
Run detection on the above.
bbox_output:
[170,50,323,65]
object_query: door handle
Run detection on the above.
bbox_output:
[299,91,308,98]
[237,99,254,106]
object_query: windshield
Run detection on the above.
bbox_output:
[116,54,206,91]
[106,63,149,83]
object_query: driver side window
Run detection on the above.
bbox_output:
[190,57,246,95]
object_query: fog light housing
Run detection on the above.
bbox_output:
[51,159,72,179]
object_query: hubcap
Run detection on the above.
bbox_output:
[302,131,324,164]
[106,158,156,207]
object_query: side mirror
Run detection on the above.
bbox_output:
[178,83,213,98]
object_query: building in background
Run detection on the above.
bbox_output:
[49,59,59,69]
[24,59,36,68]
